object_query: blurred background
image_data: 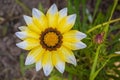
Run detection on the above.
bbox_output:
[0,0,120,80]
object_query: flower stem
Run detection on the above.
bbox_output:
[89,45,102,80]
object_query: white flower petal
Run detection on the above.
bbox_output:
[23,15,32,25]
[32,8,43,18]
[36,60,42,71]
[59,8,67,18]
[55,61,65,73]
[63,30,87,41]
[76,32,87,40]
[15,32,26,39]
[63,41,87,50]
[115,51,120,54]
[43,63,53,76]
[18,26,27,31]
[75,42,87,49]
[67,54,77,66]
[25,55,35,65]
[60,47,77,66]
[16,41,27,49]
[67,14,76,24]
[48,4,58,14]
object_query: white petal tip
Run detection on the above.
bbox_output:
[32,8,42,18]
[68,55,77,66]
[25,56,35,65]
[15,32,26,39]
[56,62,65,73]
[23,15,32,24]
[18,26,27,31]
[59,8,67,17]
[78,42,87,49]
[16,41,27,49]
[43,65,53,76]
[77,32,87,40]
[44,69,51,76]
[80,33,87,39]
[36,62,42,71]
[68,14,76,24]
[48,4,58,14]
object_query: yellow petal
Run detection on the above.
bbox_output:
[63,30,87,42]
[32,15,48,32]
[46,4,58,28]
[28,46,45,61]
[42,51,53,76]
[15,29,39,40]
[58,46,76,66]
[57,14,76,33]
[51,51,65,73]
[63,41,87,50]
[28,23,41,34]
[58,8,67,23]
[16,38,40,50]
[25,46,44,65]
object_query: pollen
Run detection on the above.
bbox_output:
[44,32,59,47]
[40,28,63,51]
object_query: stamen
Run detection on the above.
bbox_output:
[40,28,62,51]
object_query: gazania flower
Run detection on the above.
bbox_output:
[15,4,87,76]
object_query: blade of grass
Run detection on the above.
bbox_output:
[20,53,25,76]
[89,45,102,80]
[87,18,120,33]
[104,0,118,39]
[15,0,31,14]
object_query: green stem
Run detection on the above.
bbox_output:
[104,0,118,39]
[89,45,102,80]
[15,0,31,14]
[87,18,120,33]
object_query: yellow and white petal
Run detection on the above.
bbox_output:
[58,14,76,33]
[52,52,65,73]
[43,62,53,76]
[42,51,53,76]
[47,4,58,28]
[16,41,27,50]
[58,8,67,22]
[63,41,87,50]
[23,15,41,33]
[25,46,45,65]
[15,30,39,40]
[23,15,33,25]
[32,8,44,19]
[67,14,76,24]
[25,55,35,65]
[47,4,58,15]
[55,60,65,73]
[36,60,42,71]
[18,26,28,31]
[59,46,77,66]
[63,30,87,41]
[16,38,40,50]
[32,8,48,31]
[15,32,27,39]
[32,16,48,32]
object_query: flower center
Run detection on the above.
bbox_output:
[40,28,63,51]
[44,32,58,47]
